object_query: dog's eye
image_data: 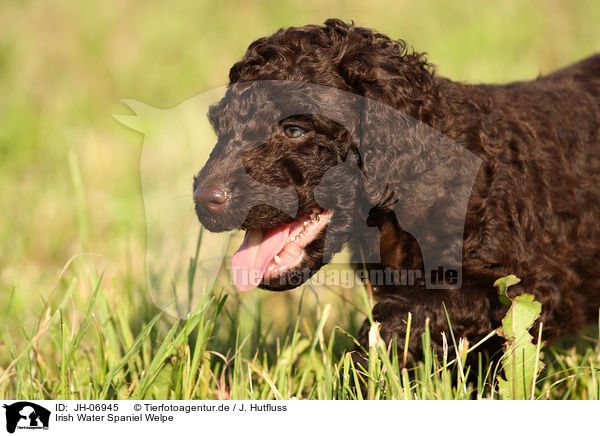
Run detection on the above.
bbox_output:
[283,126,306,138]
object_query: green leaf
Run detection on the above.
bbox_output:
[494,274,521,306]
[496,285,544,400]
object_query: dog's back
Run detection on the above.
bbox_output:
[544,53,600,91]
[443,55,600,327]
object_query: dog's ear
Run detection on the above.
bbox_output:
[334,34,438,205]
[335,31,433,206]
[338,36,482,289]
[356,97,419,206]
[356,89,483,288]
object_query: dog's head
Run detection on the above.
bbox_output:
[194,80,367,291]
[193,19,439,291]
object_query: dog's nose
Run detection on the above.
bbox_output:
[194,185,230,215]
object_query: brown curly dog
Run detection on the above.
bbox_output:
[194,19,600,363]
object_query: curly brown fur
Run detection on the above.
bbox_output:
[194,19,600,363]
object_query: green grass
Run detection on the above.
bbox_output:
[1,0,600,400]
[2,231,600,399]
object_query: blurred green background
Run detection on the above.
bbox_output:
[1,0,599,376]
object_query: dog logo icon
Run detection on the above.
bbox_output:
[2,402,50,433]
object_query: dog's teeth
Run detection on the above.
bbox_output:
[274,255,281,264]
[316,215,320,222]
[303,220,309,227]
[267,264,274,272]
[309,213,317,219]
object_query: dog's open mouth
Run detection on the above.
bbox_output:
[231,207,333,291]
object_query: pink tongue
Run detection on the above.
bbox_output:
[231,224,291,292]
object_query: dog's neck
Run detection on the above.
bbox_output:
[430,77,495,155]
